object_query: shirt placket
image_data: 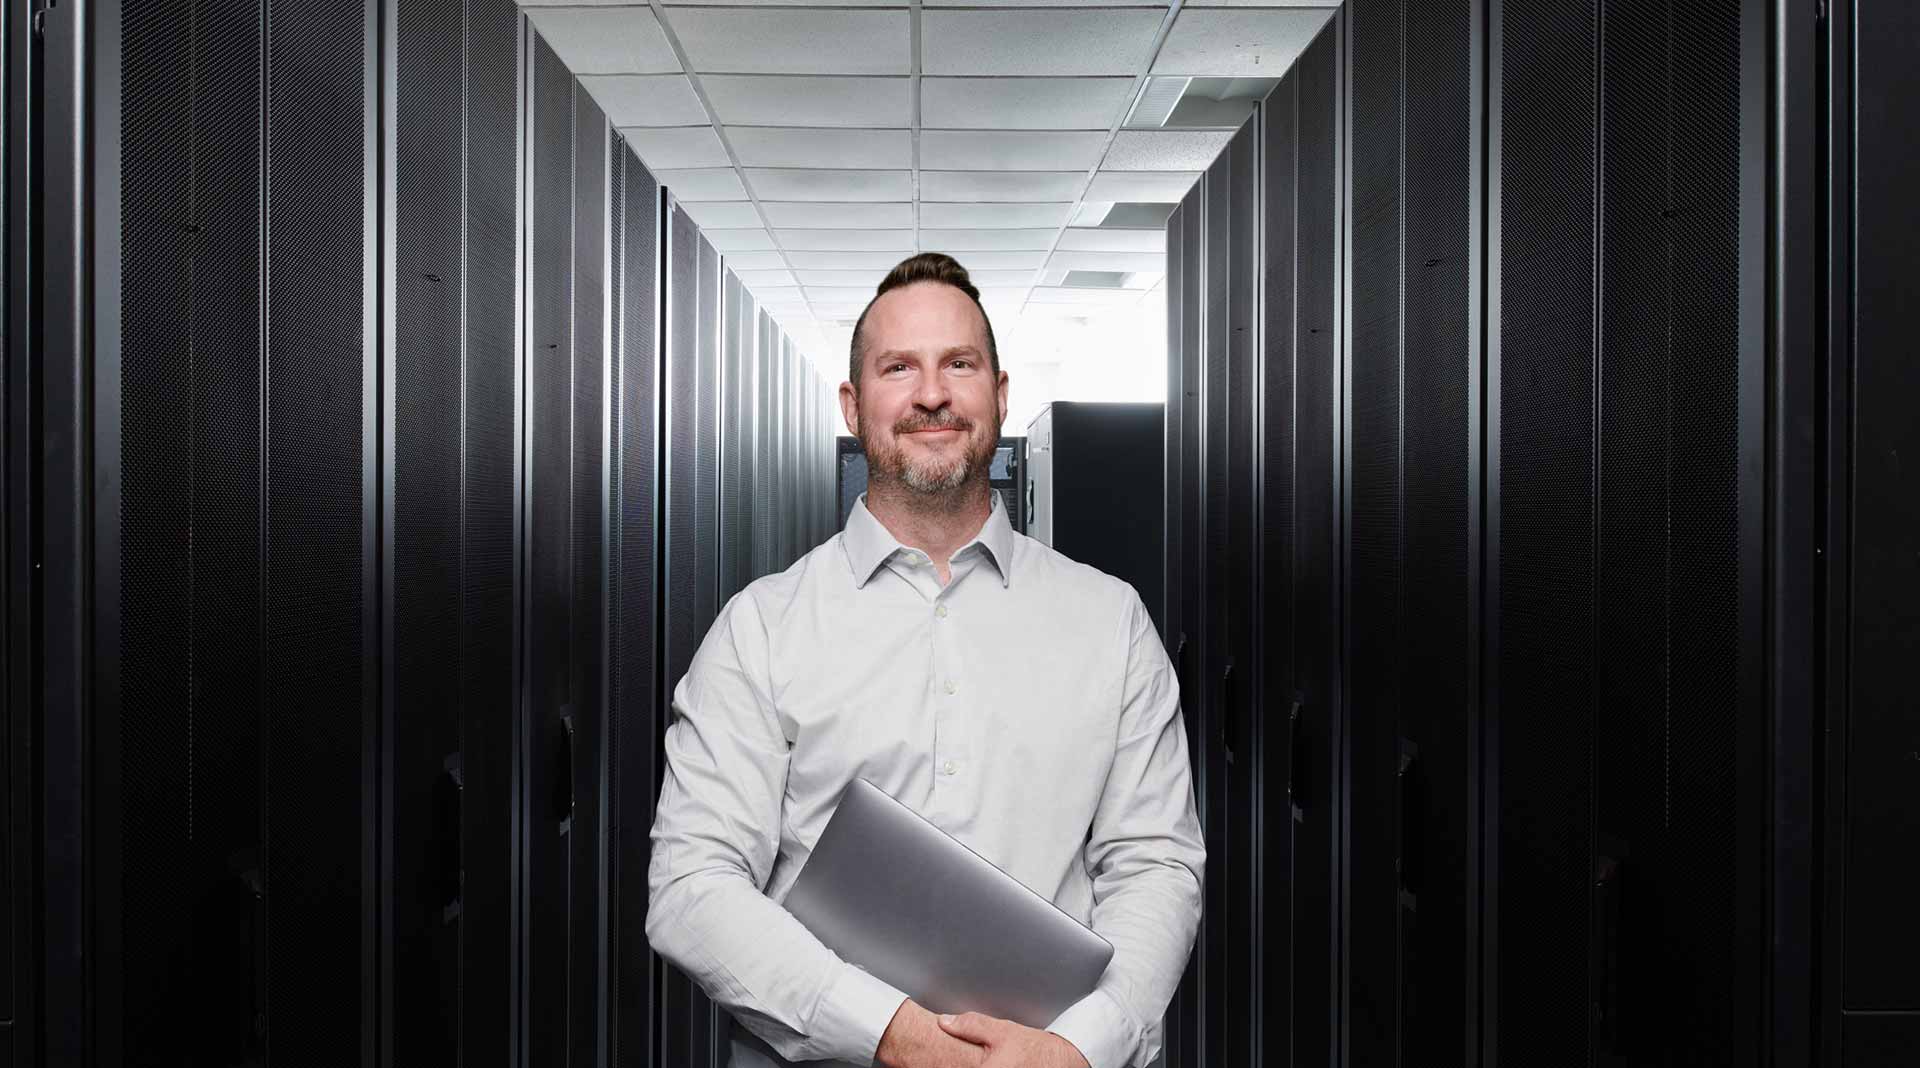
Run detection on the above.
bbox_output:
[929,553,974,802]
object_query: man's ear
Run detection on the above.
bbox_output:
[838,379,861,436]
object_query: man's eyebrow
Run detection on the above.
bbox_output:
[874,346,982,360]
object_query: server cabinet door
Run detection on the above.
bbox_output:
[1844,1,1920,1055]
[1220,120,1262,1068]
[659,202,722,1068]
[388,0,522,1061]
[1288,23,1342,1068]
[1398,0,1477,1061]
[525,32,612,1068]
[100,2,373,1063]
[1493,1,1763,1061]
[1258,64,1300,1068]
[609,141,663,1068]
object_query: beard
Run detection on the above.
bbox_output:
[861,406,1000,502]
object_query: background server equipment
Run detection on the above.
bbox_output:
[1022,402,1165,638]
[5,1,1910,1066]
[836,436,1029,537]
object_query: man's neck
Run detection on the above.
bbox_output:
[864,479,994,582]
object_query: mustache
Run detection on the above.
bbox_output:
[893,412,972,434]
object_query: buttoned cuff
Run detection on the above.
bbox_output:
[1045,987,1141,1068]
[811,962,909,1065]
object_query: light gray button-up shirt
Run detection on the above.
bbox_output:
[645,491,1205,1068]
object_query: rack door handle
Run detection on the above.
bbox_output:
[438,752,464,921]
[1288,697,1306,823]
[555,713,576,833]
[1221,660,1237,766]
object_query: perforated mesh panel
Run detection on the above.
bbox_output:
[611,143,661,1068]
[526,35,574,1068]
[1496,1,1599,1058]
[119,1,262,1058]
[461,0,522,1060]
[568,84,608,1068]
[1401,0,1473,1061]
[1346,1,1404,1058]
[695,239,721,624]
[1258,65,1298,1060]
[262,3,368,1062]
[392,0,465,1056]
[1290,25,1339,1067]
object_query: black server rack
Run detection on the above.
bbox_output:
[609,134,663,1068]
[835,435,1028,537]
[1024,403,1164,629]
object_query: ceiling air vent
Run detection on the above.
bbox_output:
[1125,76,1190,128]
[1062,270,1131,289]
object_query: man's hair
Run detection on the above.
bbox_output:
[847,252,1000,392]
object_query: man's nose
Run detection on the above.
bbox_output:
[911,372,951,411]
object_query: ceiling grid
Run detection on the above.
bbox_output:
[523,0,1339,353]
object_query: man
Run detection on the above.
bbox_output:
[646,253,1204,1068]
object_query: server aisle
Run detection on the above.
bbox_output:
[10,6,839,1066]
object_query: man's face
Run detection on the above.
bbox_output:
[839,282,1008,498]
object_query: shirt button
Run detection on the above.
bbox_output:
[936,603,949,619]
[944,680,957,695]
[941,760,957,776]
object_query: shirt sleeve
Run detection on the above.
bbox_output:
[646,590,910,1065]
[1044,590,1207,1068]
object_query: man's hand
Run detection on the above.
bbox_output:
[936,1012,1091,1068]
[875,999,989,1068]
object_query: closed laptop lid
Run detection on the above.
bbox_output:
[783,778,1113,1029]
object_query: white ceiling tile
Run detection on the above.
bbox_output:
[729,127,913,169]
[1028,286,1147,305]
[1180,0,1343,8]
[619,125,730,169]
[968,269,1042,287]
[978,286,1033,303]
[761,201,915,228]
[663,8,911,75]
[805,286,879,303]
[921,170,1084,202]
[795,270,888,287]
[935,250,1048,269]
[811,303,869,319]
[747,169,914,201]
[578,75,709,127]
[1045,250,1167,272]
[703,76,911,127]
[778,229,917,251]
[703,228,778,251]
[1084,170,1201,202]
[920,130,1109,171]
[787,251,912,269]
[668,0,902,5]
[527,7,681,74]
[658,167,750,201]
[678,200,763,228]
[1152,9,1334,77]
[1104,129,1236,171]
[919,228,1058,250]
[919,202,1073,229]
[734,269,799,287]
[921,77,1136,130]
[1057,227,1164,252]
[722,250,790,269]
[749,286,804,303]
[923,10,1164,76]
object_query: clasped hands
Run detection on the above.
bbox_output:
[875,998,1089,1068]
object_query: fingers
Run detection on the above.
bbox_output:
[936,1011,1000,1046]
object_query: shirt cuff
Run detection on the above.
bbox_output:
[810,962,909,1065]
[1045,988,1141,1068]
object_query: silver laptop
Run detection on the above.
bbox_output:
[783,778,1114,1030]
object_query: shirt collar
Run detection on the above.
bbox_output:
[842,490,1016,589]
